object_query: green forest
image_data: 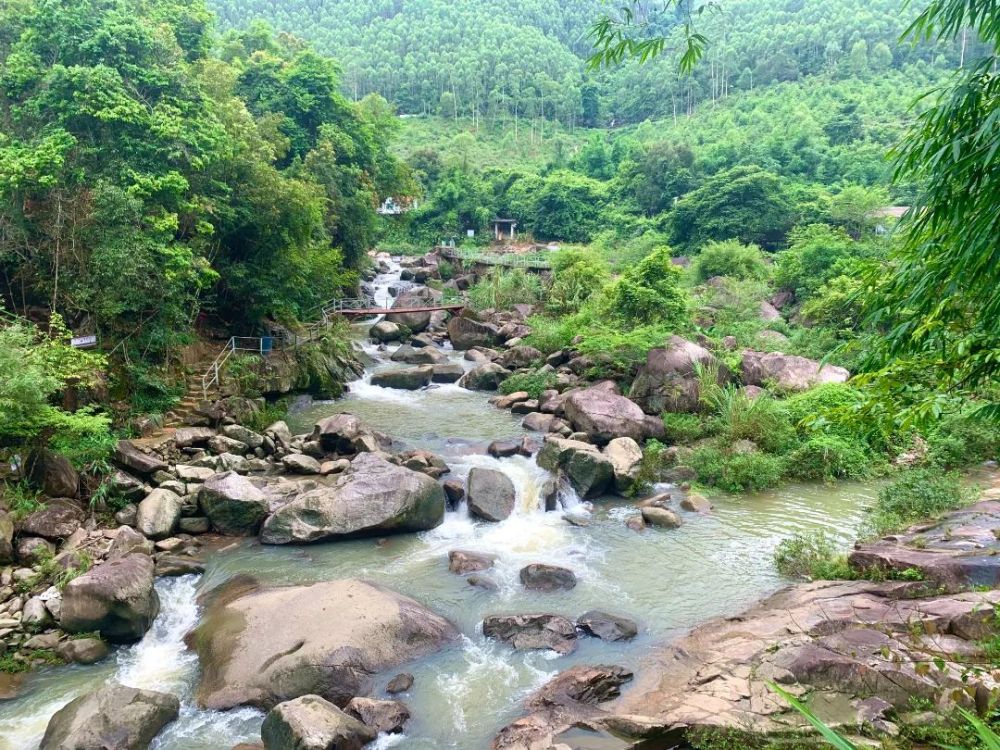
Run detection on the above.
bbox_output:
[0,0,999,747]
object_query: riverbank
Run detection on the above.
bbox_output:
[0,255,996,750]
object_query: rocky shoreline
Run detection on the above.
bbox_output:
[2,253,998,749]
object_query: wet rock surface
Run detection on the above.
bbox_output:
[482,613,578,655]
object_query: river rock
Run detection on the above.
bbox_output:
[526,664,634,710]
[371,366,433,390]
[448,549,497,574]
[740,350,849,391]
[39,683,180,750]
[385,673,414,694]
[313,413,384,455]
[849,498,1000,589]
[107,525,155,558]
[261,695,376,750]
[498,346,543,369]
[60,553,159,642]
[603,437,644,495]
[459,362,511,391]
[482,614,577,655]
[538,438,613,499]
[563,387,648,444]
[370,321,403,343]
[576,611,639,641]
[198,472,269,536]
[260,453,445,544]
[174,426,216,448]
[29,449,80,499]
[19,499,85,540]
[680,493,713,513]
[521,412,555,433]
[17,535,55,563]
[641,506,682,529]
[384,286,440,333]
[627,336,727,414]
[114,440,168,476]
[447,315,501,350]
[0,510,13,563]
[56,637,110,665]
[431,363,464,383]
[391,343,447,365]
[345,697,410,734]
[520,564,577,592]
[466,467,516,522]
[190,577,458,710]
[135,488,183,539]
[442,478,465,509]
[280,453,322,475]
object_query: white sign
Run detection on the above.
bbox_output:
[71,335,97,348]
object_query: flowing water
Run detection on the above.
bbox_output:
[0,260,878,749]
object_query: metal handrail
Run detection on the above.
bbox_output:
[441,247,552,269]
[201,336,279,398]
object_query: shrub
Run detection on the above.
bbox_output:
[437,260,455,281]
[692,240,769,282]
[547,249,610,315]
[600,246,690,326]
[864,469,975,537]
[523,314,576,354]
[786,435,872,482]
[701,385,795,454]
[689,446,787,493]
[468,268,543,310]
[773,223,860,300]
[244,399,290,433]
[926,412,1000,469]
[661,413,707,443]
[774,532,853,580]
[499,371,557,399]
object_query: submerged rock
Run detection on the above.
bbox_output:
[482,613,577,655]
[190,577,458,711]
[519,564,577,592]
[466,467,516,522]
[60,553,159,643]
[260,453,445,544]
[40,683,179,750]
[576,611,639,641]
[448,549,497,574]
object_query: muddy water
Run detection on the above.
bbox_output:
[0,261,877,749]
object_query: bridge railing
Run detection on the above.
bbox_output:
[441,247,552,269]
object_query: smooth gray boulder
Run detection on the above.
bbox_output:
[312,413,383,455]
[391,343,447,365]
[459,363,511,391]
[740,350,849,391]
[19,499,85,540]
[60,554,159,643]
[260,453,446,544]
[448,315,501,350]
[198,472,269,536]
[628,335,727,414]
[189,577,458,710]
[563,387,649,444]
[371,366,433,390]
[369,320,403,343]
[384,286,441,333]
[135,489,183,540]
[466,467,516,522]
[113,440,167,476]
[40,683,179,750]
[604,437,644,495]
[262,694,375,750]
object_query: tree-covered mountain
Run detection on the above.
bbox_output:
[208,0,978,125]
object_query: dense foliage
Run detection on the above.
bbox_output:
[0,0,409,402]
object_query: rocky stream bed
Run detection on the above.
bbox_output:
[1,253,998,750]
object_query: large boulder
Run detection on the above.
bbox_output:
[466,467,516,522]
[447,315,501,350]
[384,286,440,333]
[520,564,577,592]
[576,611,639,642]
[370,366,433,390]
[345,697,410,734]
[60,553,159,642]
[740,350,849,391]
[19,499,85,540]
[261,695,375,750]
[459,362,511,391]
[390,343,447,365]
[603,437,644,495]
[135,488,183,540]
[0,510,13,564]
[260,453,446,544]
[628,335,726,414]
[498,346,543,369]
[312,413,383,455]
[39,683,179,750]
[199,472,269,536]
[29,449,79,498]
[563,387,648,444]
[189,577,458,710]
[173,426,216,448]
[482,613,577,655]
[537,437,614,499]
[114,440,168,476]
[369,320,403,343]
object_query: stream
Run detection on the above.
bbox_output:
[0,260,877,749]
